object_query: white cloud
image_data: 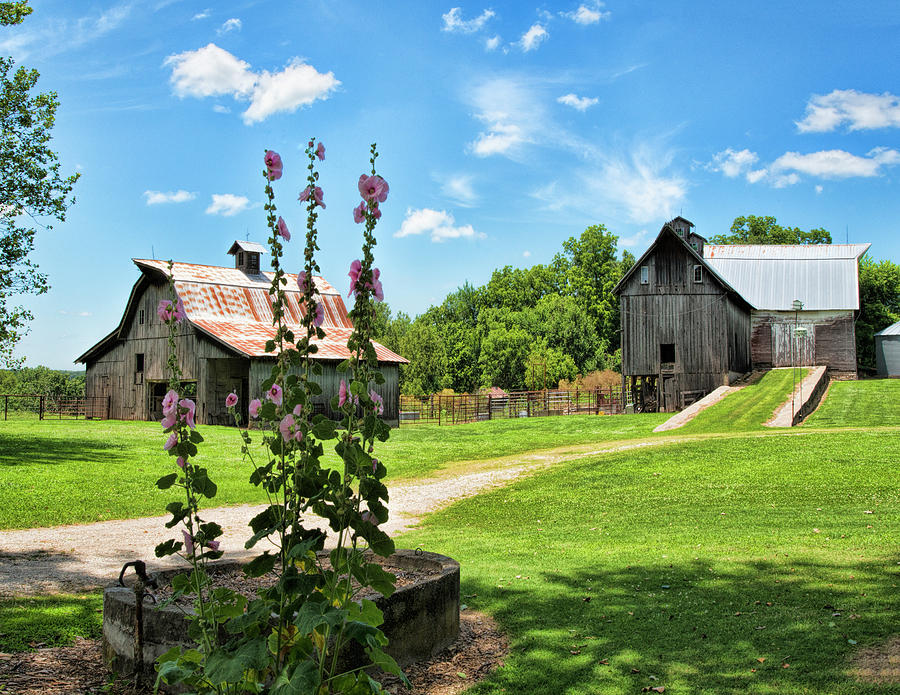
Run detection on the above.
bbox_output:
[212,104,230,113]
[619,230,649,248]
[519,24,548,51]
[709,148,759,178]
[205,194,250,217]
[562,2,611,24]
[523,250,532,258]
[395,208,484,243]
[796,89,900,133]
[0,3,132,60]
[442,7,495,33]
[585,147,686,223]
[745,168,767,184]
[485,35,501,51]
[771,147,900,179]
[165,43,255,98]
[192,9,210,20]
[164,45,339,124]
[557,93,599,111]
[467,78,544,158]
[144,190,196,205]
[815,185,824,194]
[217,18,242,35]
[439,174,478,206]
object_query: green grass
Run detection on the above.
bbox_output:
[0,413,667,529]
[804,378,900,428]
[677,368,807,434]
[398,429,900,694]
[0,593,102,651]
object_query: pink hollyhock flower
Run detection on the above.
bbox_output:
[371,458,378,473]
[176,456,186,469]
[313,301,324,327]
[174,298,186,323]
[369,268,384,302]
[279,414,303,443]
[264,150,283,180]
[179,398,196,429]
[312,186,325,208]
[266,383,283,406]
[347,259,362,297]
[353,202,366,224]
[338,379,348,408]
[293,403,303,416]
[361,510,380,526]
[157,299,174,322]
[369,389,384,416]
[298,186,310,203]
[206,540,220,551]
[276,216,290,241]
[371,204,382,221]
[315,142,325,161]
[358,174,389,203]
[164,432,178,451]
[297,270,309,294]
[161,410,177,430]
[162,389,179,412]
[225,392,238,408]
[182,529,194,554]
[298,186,326,208]
[249,398,262,419]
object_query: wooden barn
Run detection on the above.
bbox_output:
[616,216,870,411]
[704,242,870,377]
[76,242,408,426]
[614,218,753,412]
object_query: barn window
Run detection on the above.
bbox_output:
[139,309,145,325]
[690,241,698,251]
[248,253,259,273]
[693,265,703,283]
[660,343,675,363]
[640,266,649,284]
[238,252,244,266]
[136,353,144,372]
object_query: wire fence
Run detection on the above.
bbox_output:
[0,394,110,421]
[399,387,623,426]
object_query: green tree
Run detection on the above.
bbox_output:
[710,215,831,245]
[398,319,445,395]
[856,255,900,370]
[478,323,531,390]
[1,1,79,366]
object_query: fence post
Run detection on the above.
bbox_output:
[438,396,441,426]
[3,395,6,421]
[488,395,492,420]
[39,395,44,421]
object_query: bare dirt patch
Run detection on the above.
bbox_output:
[0,610,507,695]
[851,636,900,684]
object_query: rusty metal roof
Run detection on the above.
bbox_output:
[703,244,870,311]
[76,260,407,364]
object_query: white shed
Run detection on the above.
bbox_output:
[875,321,900,377]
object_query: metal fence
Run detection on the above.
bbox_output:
[399,387,623,426]
[1,394,110,421]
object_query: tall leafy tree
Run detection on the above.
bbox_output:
[710,215,831,245]
[856,255,900,370]
[1,1,79,366]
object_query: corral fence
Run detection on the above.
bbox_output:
[399,387,623,426]
[0,394,110,421]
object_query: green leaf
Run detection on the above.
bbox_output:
[155,538,182,557]
[366,646,408,682]
[311,419,336,440]
[244,552,277,577]
[288,661,320,693]
[156,472,178,490]
[189,430,204,444]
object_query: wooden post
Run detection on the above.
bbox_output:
[438,396,441,426]
[3,395,6,421]
[39,395,44,421]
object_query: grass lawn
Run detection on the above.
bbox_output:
[0,413,668,529]
[398,429,900,695]
[0,593,103,651]
[804,378,900,428]
[677,368,807,434]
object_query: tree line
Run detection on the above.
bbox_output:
[374,215,900,395]
[0,365,85,398]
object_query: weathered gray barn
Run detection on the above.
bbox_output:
[615,217,869,411]
[76,243,407,425]
[614,218,753,412]
[875,321,900,376]
[704,242,869,377]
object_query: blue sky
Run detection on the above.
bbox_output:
[4,0,899,369]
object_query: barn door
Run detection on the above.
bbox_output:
[773,323,815,367]
[661,376,676,412]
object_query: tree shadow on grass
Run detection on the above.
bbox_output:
[460,556,900,694]
[0,432,128,467]
[0,590,103,651]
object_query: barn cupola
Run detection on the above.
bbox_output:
[668,216,705,256]
[227,240,267,275]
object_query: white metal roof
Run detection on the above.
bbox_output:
[875,320,900,337]
[703,243,870,311]
[227,240,268,255]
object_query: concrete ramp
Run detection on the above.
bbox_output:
[653,385,739,432]
[765,366,829,427]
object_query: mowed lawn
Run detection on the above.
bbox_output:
[0,413,668,529]
[398,429,900,695]
[804,378,900,428]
